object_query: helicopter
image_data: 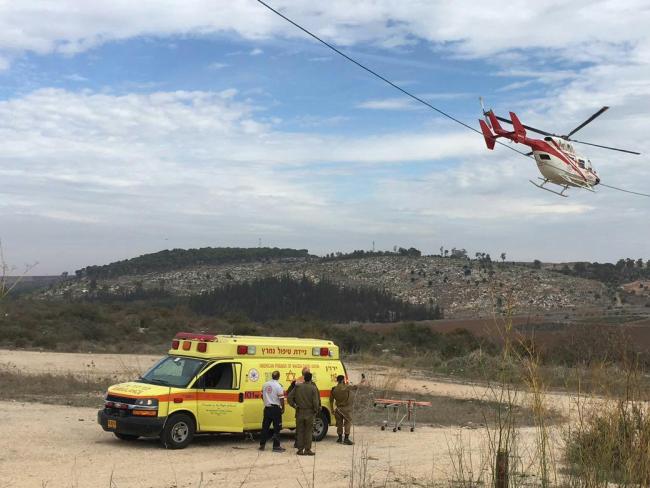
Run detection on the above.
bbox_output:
[478,100,641,197]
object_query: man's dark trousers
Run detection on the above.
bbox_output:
[260,405,283,448]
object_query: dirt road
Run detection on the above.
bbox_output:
[1,400,552,488]
[0,349,570,487]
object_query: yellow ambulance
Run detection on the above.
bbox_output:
[97,333,346,449]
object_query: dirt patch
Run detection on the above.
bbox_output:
[0,400,559,488]
[352,387,564,428]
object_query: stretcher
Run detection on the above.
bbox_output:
[373,398,432,432]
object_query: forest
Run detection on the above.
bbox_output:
[188,274,442,322]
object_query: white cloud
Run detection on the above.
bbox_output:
[64,73,88,82]
[0,1,648,68]
[207,62,228,70]
[0,87,485,270]
[1,84,647,275]
[357,93,470,110]
[249,48,263,56]
[356,97,420,110]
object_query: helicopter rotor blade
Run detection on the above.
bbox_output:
[599,183,650,197]
[563,106,609,138]
[493,115,555,137]
[491,110,640,155]
[569,139,641,155]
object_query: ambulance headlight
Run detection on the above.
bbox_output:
[135,398,158,407]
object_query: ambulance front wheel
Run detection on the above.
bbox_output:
[313,411,329,442]
[161,413,195,449]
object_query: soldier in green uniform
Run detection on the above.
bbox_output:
[288,371,320,455]
[330,375,357,445]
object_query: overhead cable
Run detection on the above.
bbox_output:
[255,0,531,158]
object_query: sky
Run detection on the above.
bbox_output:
[0,0,649,275]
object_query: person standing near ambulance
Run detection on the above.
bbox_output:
[288,371,320,456]
[259,371,286,452]
[287,366,311,395]
[330,375,357,445]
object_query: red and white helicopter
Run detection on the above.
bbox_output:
[478,100,641,197]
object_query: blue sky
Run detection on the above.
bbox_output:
[0,1,648,274]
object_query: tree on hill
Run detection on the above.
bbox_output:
[556,259,650,285]
[76,247,311,279]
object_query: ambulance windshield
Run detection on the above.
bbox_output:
[140,356,207,388]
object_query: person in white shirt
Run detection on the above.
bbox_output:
[259,370,286,452]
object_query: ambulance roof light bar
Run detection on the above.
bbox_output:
[175,332,217,341]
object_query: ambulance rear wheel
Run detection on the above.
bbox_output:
[161,413,195,449]
[114,433,139,441]
[313,411,329,442]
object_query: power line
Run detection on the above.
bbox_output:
[255,0,649,198]
[255,0,531,159]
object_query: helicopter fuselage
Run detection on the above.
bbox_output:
[532,137,599,188]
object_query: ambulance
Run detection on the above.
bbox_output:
[97,333,346,449]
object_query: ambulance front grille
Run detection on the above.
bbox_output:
[106,395,137,405]
[104,395,137,417]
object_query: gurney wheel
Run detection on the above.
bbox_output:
[392,428,397,432]
[410,428,414,432]
[397,427,401,431]
[381,426,385,431]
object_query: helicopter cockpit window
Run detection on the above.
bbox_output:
[539,154,551,160]
[578,159,585,169]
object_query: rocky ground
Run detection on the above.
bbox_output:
[42,256,609,317]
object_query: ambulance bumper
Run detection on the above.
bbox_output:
[98,410,166,438]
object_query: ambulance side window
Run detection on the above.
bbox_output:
[201,362,240,390]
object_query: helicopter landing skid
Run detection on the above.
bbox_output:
[529,178,569,197]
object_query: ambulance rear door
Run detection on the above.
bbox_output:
[194,361,244,433]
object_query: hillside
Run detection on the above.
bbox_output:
[43,253,609,317]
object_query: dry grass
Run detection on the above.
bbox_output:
[563,360,650,487]
[0,365,111,407]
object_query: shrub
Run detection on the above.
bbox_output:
[565,401,650,485]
